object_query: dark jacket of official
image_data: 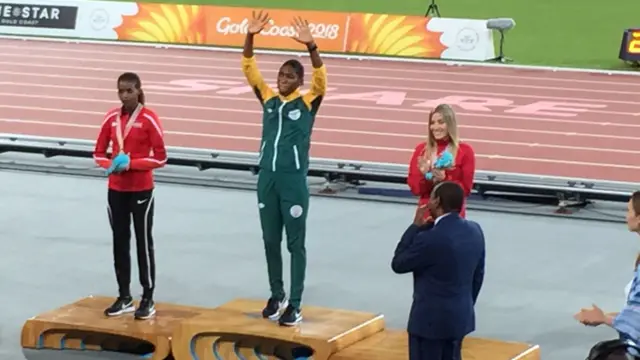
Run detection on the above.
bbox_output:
[391,212,486,340]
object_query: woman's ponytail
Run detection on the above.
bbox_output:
[138,88,145,105]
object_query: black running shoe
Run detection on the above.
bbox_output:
[278,305,302,326]
[134,298,156,320]
[261,297,288,320]
[104,296,135,317]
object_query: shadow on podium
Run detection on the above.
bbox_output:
[21,295,540,360]
[23,349,144,360]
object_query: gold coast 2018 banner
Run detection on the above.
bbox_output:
[111,3,450,59]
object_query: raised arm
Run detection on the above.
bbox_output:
[302,46,327,114]
[93,110,117,169]
[290,17,327,115]
[241,10,275,104]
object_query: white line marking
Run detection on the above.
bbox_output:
[2,34,640,77]
[0,53,636,96]
[1,81,639,130]
[2,118,640,170]
[2,102,640,144]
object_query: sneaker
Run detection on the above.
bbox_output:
[262,297,288,320]
[278,305,302,326]
[134,298,156,320]
[104,296,135,317]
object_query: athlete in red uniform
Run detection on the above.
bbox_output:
[407,104,476,219]
[93,72,167,320]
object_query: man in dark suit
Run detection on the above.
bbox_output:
[391,181,486,360]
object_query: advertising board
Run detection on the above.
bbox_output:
[0,0,496,62]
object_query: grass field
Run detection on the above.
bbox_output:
[103,0,640,70]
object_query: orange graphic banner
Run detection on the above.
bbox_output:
[114,3,349,52]
[111,3,450,58]
[344,14,447,58]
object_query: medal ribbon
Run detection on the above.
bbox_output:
[114,104,143,154]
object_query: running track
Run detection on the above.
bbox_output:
[0,38,639,183]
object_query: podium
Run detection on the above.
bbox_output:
[21,296,541,360]
[171,298,386,360]
[20,295,206,360]
[329,330,541,360]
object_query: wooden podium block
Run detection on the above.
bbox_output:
[171,298,385,360]
[21,295,206,360]
[329,330,541,360]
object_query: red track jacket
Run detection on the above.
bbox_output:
[407,139,476,218]
[93,106,168,191]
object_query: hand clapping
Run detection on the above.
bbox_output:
[431,169,446,182]
[418,155,431,174]
[573,304,606,327]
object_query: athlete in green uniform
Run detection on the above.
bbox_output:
[241,10,327,326]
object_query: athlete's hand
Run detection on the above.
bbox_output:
[290,16,314,45]
[106,153,130,175]
[417,156,431,174]
[248,10,270,35]
[432,169,446,182]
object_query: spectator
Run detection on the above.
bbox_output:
[574,191,640,359]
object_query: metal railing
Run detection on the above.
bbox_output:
[0,134,635,203]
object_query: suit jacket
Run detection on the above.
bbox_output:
[391,213,485,340]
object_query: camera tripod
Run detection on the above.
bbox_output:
[425,0,441,17]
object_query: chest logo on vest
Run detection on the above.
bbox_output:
[288,109,301,121]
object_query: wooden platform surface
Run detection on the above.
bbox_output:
[21,295,207,359]
[329,329,541,360]
[171,298,385,360]
[21,296,541,360]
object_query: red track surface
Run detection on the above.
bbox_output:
[0,38,639,183]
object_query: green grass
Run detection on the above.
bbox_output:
[103,0,640,70]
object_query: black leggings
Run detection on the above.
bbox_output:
[107,188,156,299]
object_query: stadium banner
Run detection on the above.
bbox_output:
[0,0,138,37]
[0,0,496,61]
[344,13,495,61]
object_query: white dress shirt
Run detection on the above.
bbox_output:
[434,212,453,226]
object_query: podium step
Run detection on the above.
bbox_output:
[21,295,207,360]
[329,330,541,360]
[20,296,541,360]
[171,298,385,360]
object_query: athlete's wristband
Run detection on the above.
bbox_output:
[307,43,318,52]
